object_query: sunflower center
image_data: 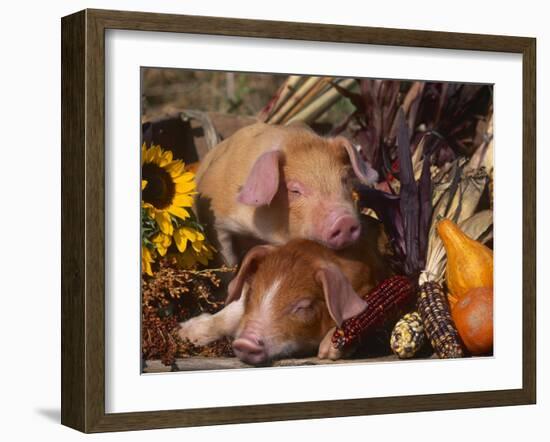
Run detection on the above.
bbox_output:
[142,163,175,209]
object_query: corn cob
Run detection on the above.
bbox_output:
[331,275,415,350]
[417,281,464,358]
[390,312,426,359]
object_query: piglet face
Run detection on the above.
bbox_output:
[227,242,368,366]
[282,136,374,250]
[233,269,332,365]
[284,157,361,250]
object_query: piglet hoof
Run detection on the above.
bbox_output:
[317,328,346,361]
[178,313,219,347]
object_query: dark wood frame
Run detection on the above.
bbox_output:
[61,8,536,433]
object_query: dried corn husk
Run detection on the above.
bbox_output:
[258,75,303,122]
[283,78,333,122]
[268,76,321,123]
[464,115,494,174]
[286,79,356,125]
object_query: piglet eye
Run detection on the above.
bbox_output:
[288,187,302,196]
[287,181,304,196]
[292,298,313,314]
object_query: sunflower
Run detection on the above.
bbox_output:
[141,143,196,230]
[141,143,215,274]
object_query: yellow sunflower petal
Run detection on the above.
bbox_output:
[141,246,155,276]
[157,244,167,256]
[141,143,147,166]
[141,180,148,190]
[167,206,190,220]
[158,149,173,167]
[155,211,173,236]
[165,160,186,177]
[173,228,189,253]
[196,245,213,265]
[143,262,152,276]
[142,145,155,164]
[152,232,172,257]
[151,145,164,165]
[144,206,158,220]
[142,145,152,163]
[172,195,194,208]
[179,227,197,242]
[173,172,195,184]
[175,181,196,194]
[159,241,170,256]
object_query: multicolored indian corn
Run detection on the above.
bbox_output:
[331,275,416,350]
[417,281,464,358]
[390,311,426,359]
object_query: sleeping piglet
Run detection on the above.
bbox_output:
[195,122,378,265]
[178,218,391,365]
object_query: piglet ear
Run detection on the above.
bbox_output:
[226,245,276,304]
[315,263,368,327]
[334,137,378,186]
[237,150,282,206]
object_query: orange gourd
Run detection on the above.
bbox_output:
[437,219,493,299]
[452,287,493,355]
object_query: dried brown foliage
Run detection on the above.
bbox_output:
[141,256,235,365]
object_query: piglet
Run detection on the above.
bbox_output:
[178,218,391,365]
[195,122,378,265]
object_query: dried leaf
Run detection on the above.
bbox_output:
[397,108,421,276]
[418,152,433,266]
[332,79,364,111]
[357,186,405,259]
[464,115,494,173]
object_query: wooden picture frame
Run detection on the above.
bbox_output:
[61,8,536,433]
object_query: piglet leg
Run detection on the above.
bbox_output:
[178,294,245,346]
[317,327,357,361]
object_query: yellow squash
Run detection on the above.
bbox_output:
[437,219,493,299]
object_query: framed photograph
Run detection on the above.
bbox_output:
[61,9,536,433]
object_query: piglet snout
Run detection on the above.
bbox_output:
[232,333,267,365]
[326,215,361,249]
